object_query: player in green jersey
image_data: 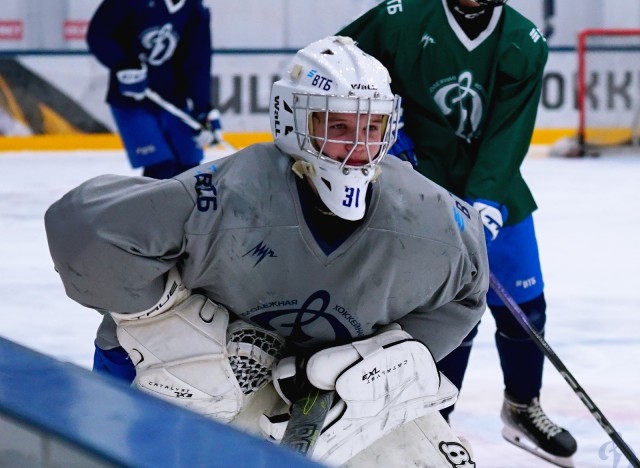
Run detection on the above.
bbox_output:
[340,0,578,466]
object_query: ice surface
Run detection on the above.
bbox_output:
[1,147,638,467]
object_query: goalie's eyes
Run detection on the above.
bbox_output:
[320,115,385,142]
[328,122,383,135]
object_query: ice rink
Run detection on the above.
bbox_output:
[1,146,639,468]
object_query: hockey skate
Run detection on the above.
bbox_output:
[501,393,577,467]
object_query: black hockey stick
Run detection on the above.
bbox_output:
[280,386,335,458]
[489,272,640,467]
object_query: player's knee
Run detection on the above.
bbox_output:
[492,293,546,339]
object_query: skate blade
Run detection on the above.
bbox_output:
[502,425,575,468]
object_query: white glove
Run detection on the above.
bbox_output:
[194,108,224,148]
[472,199,506,241]
[116,63,148,101]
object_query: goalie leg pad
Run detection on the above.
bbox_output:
[345,410,475,468]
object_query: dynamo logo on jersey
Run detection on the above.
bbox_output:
[432,71,484,143]
[141,23,178,65]
[249,290,358,344]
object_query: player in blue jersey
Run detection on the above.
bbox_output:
[87,0,221,179]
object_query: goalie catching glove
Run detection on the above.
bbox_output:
[110,268,286,421]
[261,324,459,466]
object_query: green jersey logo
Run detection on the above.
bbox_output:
[432,71,483,143]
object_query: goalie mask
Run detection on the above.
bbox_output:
[269,35,400,221]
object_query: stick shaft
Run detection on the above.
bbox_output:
[144,88,236,151]
[489,272,639,467]
[281,388,334,457]
[144,89,202,130]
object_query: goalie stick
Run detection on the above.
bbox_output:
[490,272,640,468]
[280,387,335,458]
[144,88,236,151]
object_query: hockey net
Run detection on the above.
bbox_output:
[552,29,640,157]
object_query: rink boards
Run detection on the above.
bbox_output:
[0,337,321,468]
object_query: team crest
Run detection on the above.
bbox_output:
[248,290,363,343]
[140,23,178,65]
[432,71,484,143]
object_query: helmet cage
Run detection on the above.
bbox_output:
[269,35,401,220]
[292,92,400,173]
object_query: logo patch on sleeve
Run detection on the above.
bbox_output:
[194,172,218,212]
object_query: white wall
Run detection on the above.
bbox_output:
[209,0,640,49]
[2,0,640,51]
[3,1,640,134]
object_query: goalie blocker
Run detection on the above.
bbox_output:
[259,325,475,467]
[110,268,286,421]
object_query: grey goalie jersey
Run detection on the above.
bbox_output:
[45,143,489,361]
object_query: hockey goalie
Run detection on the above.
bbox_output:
[44,36,488,466]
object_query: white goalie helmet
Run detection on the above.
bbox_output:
[269,35,401,220]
